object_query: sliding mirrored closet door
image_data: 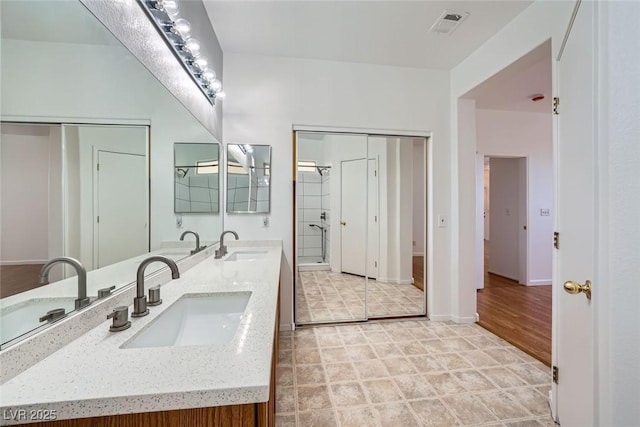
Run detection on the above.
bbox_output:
[294,131,427,325]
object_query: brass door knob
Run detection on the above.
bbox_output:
[340,221,346,226]
[563,280,592,300]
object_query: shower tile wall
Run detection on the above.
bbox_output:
[298,171,331,264]
[175,174,219,212]
[227,173,258,211]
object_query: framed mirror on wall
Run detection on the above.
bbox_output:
[226,144,271,213]
[294,131,428,325]
[0,0,222,349]
[174,143,220,213]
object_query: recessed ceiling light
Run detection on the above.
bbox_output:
[430,10,470,35]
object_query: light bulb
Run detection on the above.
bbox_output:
[202,69,216,82]
[184,38,201,55]
[209,79,222,93]
[172,18,191,38]
[159,0,179,18]
[215,91,226,99]
[194,57,208,70]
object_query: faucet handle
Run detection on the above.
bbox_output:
[39,308,66,323]
[107,306,131,332]
[148,286,162,306]
[97,285,116,298]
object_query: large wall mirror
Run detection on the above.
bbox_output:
[294,131,427,325]
[226,144,271,213]
[0,0,222,349]
[174,143,220,213]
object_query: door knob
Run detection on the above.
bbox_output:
[340,221,346,226]
[563,280,592,300]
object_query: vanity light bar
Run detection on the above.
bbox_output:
[139,0,223,105]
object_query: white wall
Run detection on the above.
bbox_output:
[1,39,221,248]
[488,158,521,281]
[223,53,451,327]
[0,126,52,264]
[450,0,575,321]
[477,110,553,285]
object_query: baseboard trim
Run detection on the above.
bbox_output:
[452,315,477,324]
[0,260,47,266]
[412,252,424,256]
[528,279,552,286]
[428,314,451,322]
[280,323,295,332]
[488,269,519,282]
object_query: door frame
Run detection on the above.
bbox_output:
[292,126,433,324]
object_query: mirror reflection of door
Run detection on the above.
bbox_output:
[294,131,427,325]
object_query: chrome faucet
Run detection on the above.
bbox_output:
[214,230,239,259]
[40,257,90,310]
[132,256,180,318]
[180,230,205,255]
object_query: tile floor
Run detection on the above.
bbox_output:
[276,320,554,427]
[296,271,425,323]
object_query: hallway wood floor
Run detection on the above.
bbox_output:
[477,241,552,366]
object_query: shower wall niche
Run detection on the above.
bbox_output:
[297,166,331,266]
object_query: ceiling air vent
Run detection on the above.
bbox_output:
[429,10,469,35]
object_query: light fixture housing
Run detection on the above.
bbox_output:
[140,0,222,105]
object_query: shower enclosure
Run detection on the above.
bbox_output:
[297,164,331,271]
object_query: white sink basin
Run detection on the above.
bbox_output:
[121,292,251,349]
[225,251,268,262]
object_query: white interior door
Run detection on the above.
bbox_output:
[96,150,147,268]
[341,158,367,276]
[554,1,595,424]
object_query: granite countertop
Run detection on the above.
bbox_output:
[0,241,282,425]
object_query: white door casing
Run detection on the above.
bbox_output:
[340,158,367,276]
[367,157,379,279]
[553,0,595,424]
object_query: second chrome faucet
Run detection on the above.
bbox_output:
[132,256,180,318]
[180,230,206,255]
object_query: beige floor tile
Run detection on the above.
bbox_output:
[424,373,467,395]
[485,347,528,365]
[394,374,438,400]
[347,344,377,361]
[477,391,531,420]
[441,394,499,425]
[279,349,293,365]
[336,407,379,427]
[410,398,461,427]
[355,359,389,380]
[364,330,392,343]
[338,331,367,345]
[317,333,344,347]
[330,382,368,406]
[508,364,552,385]
[434,353,473,371]
[277,365,294,387]
[293,334,319,349]
[408,327,438,340]
[407,354,445,374]
[296,364,326,385]
[297,385,333,411]
[504,420,544,427]
[295,347,322,364]
[362,379,404,404]
[322,347,351,363]
[370,342,405,359]
[374,402,421,427]
[507,387,551,416]
[298,410,339,427]
[275,413,297,427]
[398,340,429,356]
[381,357,418,376]
[465,334,501,349]
[388,328,417,342]
[454,370,497,392]
[276,386,296,413]
[481,367,528,388]
[441,337,477,352]
[460,350,501,368]
[325,362,359,383]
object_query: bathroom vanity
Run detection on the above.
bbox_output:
[0,241,282,427]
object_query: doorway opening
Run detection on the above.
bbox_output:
[461,40,554,366]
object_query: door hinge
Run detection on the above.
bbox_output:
[553,232,560,249]
[374,261,377,268]
[97,216,100,224]
[553,97,560,115]
[96,163,99,171]
[375,215,377,222]
[553,366,559,384]
[374,170,377,177]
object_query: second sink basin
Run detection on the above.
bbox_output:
[121,292,251,349]
[225,251,267,262]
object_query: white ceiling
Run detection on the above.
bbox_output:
[462,40,552,113]
[203,1,533,70]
